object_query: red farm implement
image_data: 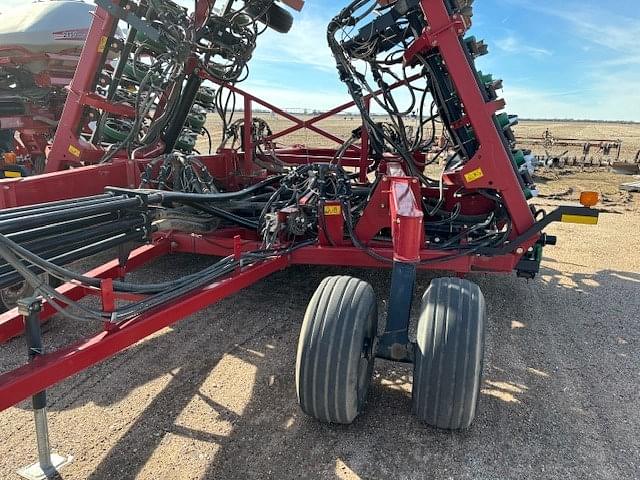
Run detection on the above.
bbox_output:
[0,1,94,180]
[0,0,600,477]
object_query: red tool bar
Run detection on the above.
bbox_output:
[406,1,535,237]
[0,255,289,411]
[0,160,138,209]
[0,240,170,344]
[166,231,520,273]
[289,244,518,272]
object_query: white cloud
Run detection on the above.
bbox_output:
[252,11,336,72]
[497,35,552,58]
[501,71,640,122]
[240,81,351,112]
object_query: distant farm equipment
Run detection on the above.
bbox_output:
[518,128,639,173]
[0,1,93,176]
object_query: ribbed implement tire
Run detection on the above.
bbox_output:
[245,2,294,34]
[296,276,377,424]
[412,277,486,430]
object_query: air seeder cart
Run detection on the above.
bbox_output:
[0,1,94,178]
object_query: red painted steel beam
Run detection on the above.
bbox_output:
[0,255,289,411]
[407,1,535,236]
[47,1,121,171]
[0,160,138,209]
[289,244,518,272]
[0,240,170,344]
[207,74,421,148]
[205,77,349,147]
[167,230,519,273]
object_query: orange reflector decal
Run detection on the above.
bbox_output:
[580,191,600,207]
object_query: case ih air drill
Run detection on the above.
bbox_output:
[0,1,599,477]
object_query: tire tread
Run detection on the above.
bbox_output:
[296,276,377,424]
[413,277,486,430]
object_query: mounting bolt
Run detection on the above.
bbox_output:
[412,178,418,184]
[380,204,386,209]
[516,247,525,254]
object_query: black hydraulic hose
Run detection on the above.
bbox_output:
[0,195,134,222]
[111,241,317,322]
[0,234,119,278]
[0,230,147,290]
[0,217,146,269]
[6,213,118,244]
[0,197,144,234]
[0,232,240,294]
[163,73,202,153]
[0,194,115,216]
[185,202,259,229]
[154,175,284,203]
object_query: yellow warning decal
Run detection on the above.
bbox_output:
[324,205,342,216]
[464,168,484,183]
[3,171,22,178]
[68,145,81,157]
[561,214,598,225]
[98,36,108,53]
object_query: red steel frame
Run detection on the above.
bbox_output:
[0,0,539,411]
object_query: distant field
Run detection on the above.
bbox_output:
[200,115,640,161]
[515,120,640,160]
[195,113,640,213]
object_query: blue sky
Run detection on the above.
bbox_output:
[2,0,638,120]
[242,0,640,121]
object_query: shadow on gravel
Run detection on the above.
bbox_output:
[6,258,638,479]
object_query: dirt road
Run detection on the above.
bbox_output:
[0,205,639,479]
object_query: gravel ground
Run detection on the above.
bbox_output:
[0,197,638,479]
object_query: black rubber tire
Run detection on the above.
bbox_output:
[0,274,63,313]
[296,276,378,424]
[245,2,294,34]
[0,281,34,313]
[412,277,486,430]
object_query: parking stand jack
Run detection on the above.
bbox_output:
[16,298,72,480]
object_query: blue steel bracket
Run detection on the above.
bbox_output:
[376,261,416,363]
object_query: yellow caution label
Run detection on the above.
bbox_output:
[98,36,108,53]
[324,205,342,216]
[3,170,22,178]
[464,168,484,183]
[561,214,598,225]
[68,145,81,157]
